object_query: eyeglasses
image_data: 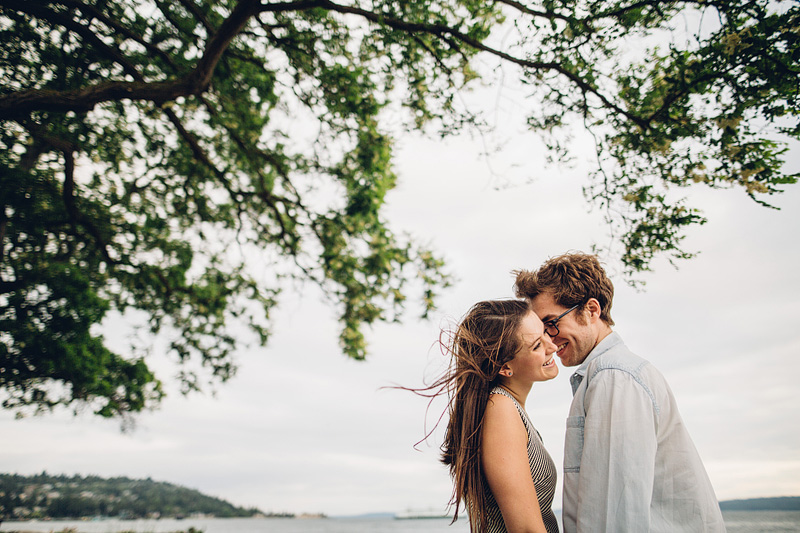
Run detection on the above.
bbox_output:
[542,303,581,337]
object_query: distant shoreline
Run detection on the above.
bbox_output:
[3,499,800,526]
[718,496,800,512]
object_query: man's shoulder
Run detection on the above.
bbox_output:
[587,337,670,391]
[582,347,664,415]
[591,336,648,371]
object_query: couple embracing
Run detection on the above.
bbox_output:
[429,252,726,533]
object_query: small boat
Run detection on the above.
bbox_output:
[394,509,450,520]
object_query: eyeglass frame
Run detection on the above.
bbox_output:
[542,302,582,337]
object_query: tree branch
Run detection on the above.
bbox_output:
[300,0,649,129]
[172,0,215,33]
[0,205,7,269]
[58,144,118,266]
[54,0,181,71]
[495,0,575,24]
[0,79,194,118]
[1,0,139,77]
[0,0,262,118]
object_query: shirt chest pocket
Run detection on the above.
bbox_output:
[564,415,585,473]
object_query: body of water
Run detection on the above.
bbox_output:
[2,511,800,532]
[723,511,800,532]
[0,517,468,533]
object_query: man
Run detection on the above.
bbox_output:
[515,252,726,532]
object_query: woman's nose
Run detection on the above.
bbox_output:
[545,336,557,353]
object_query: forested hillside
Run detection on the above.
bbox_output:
[0,473,265,520]
[719,497,800,511]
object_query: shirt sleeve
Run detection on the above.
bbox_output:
[576,368,657,532]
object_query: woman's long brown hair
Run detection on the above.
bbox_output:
[417,299,530,532]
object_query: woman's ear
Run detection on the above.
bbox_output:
[499,362,514,378]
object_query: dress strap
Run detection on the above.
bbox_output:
[489,386,542,443]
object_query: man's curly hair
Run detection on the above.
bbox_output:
[514,252,615,326]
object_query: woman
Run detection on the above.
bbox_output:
[428,299,560,533]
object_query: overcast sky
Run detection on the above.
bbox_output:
[3,88,799,518]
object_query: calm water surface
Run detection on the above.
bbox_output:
[724,511,800,532]
[2,512,800,532]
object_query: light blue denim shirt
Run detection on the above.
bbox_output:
[563,332,726,533]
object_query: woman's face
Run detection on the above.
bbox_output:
[507,311,559,383]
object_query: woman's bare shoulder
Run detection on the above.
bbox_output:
[484,391,523,431]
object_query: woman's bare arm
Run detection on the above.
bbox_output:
[481,393,549,533]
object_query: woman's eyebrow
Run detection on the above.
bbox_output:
[529,335,543,348]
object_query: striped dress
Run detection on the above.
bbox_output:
[485,387,560,533]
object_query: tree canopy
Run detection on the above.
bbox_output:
[1,0,797,417]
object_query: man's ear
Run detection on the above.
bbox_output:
[585,298,603,321]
